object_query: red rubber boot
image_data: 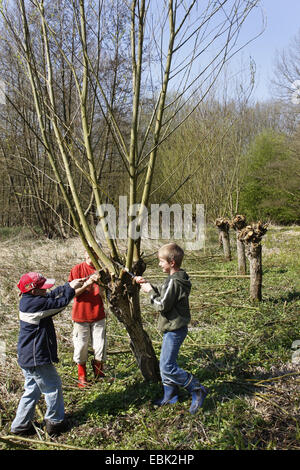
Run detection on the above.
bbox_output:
[77,363,88,388]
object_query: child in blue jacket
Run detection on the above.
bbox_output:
[10,271,88,436]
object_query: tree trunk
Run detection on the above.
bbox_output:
[230,215,247,275]
[246,243,262,301]
[215,218,231,261]
[236,234,247,275]
[238,222,268,302]
[106,271,160,382]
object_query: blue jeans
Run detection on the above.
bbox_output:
[11,364,64,432]
[160,326,196,388]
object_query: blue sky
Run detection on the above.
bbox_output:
[160,0,300,104]
[237,0,300,101]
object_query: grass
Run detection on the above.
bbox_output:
[0,225,299,450]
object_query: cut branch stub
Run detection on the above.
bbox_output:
[99,268,113,286]
[238,221,268,246]
[230,214,247,232]
[132,258,147,276]
[215,217,230,232]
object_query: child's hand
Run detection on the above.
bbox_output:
[86,273,100,285]
[134,276,152,292]
[69,278,84,289]
[134,276,147,284]
[140,282,152,293]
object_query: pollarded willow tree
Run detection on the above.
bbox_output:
[230,214,247,274]
[238,221,268,301]
[1,0,261,381]
[215,217,231,261]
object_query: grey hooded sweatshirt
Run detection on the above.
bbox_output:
[148,269,191,333]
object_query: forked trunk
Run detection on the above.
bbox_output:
[107,272,160,382]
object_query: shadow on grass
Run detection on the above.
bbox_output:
[65,307,298,433]
[175,347,266,413]
[66,347,261,431]
[264,290,300,304]
[67,379,164,430]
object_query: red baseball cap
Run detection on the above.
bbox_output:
[17,272,55,294]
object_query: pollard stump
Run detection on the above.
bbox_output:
[230,215,247,275]
[238,222,268,301]
[215,217,231,261]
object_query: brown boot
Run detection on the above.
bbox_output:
[77,363,88,388]
[91,359,105,379]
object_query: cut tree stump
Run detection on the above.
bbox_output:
[238,221,268,301]
[230,214,247,275]
[215,217,231,261]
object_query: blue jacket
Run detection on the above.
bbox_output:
[17,283,75,368]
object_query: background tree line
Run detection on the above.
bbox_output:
[1,60,299,233]
[0,0,298,240]
[0,2,298,240]
[0,0,131,237]
[151,90,300,225]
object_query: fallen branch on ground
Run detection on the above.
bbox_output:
[0,434,91,450]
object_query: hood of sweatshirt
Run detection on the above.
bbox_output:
[169,269,191,293]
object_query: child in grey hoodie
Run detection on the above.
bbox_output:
[135,243,207,414]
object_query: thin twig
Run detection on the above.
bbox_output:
[0,434,91,450]
[246,372,300,384]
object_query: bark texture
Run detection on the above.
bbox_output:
[100,264,160,382]
[215,218,231,261]
[238,222,268,301]
[230,215,247,275]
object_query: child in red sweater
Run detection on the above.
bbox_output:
[68,250,106,387]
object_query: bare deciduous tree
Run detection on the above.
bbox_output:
[0,0,261,380]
